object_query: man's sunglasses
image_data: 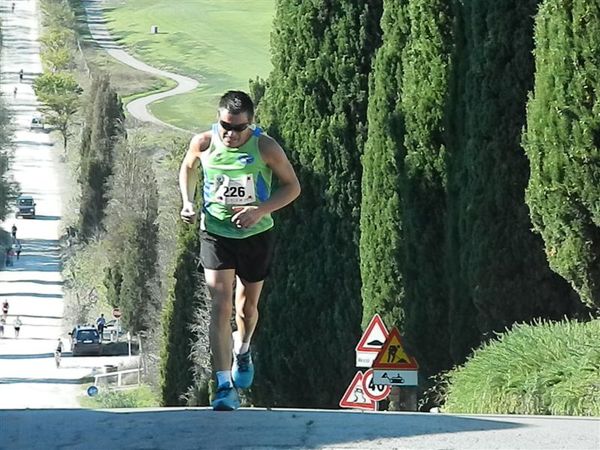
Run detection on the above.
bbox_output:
[219,121,249,132]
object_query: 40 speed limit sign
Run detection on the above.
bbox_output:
[362,368,391,402]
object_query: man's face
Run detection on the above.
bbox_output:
[218,109,251,148]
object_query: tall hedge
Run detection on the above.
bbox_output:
[79,73,124,239]
[360,1,409,335]
[253,0,383,408]
[0,94,17,221]
[160,221,202,406]
[398,0,454,376]
[523,0,600,311]
[446,0,583,363]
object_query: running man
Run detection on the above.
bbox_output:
[55,338,63,368]
[179,91,300,411]
[14,316,22,338]
[2,299,9,319]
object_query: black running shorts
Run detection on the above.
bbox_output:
[199,229,275,283]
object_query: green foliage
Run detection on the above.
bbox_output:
[523,0,600,310]
[248,76,267,117]
[103,265,122,308]
[253,0,383,408]
[159,220,203,406]
[81,385,160,408]
[40,0,76,30]
[0,95,18,221]
[103,137,160,334]
[360,0,409,336]
[397,0,454,376]
[446,0,585,366]
[442,319,600,416]
[78,73,124,239]
[33,71,81,148]
[39,28,76,71]
[62,239,109,325]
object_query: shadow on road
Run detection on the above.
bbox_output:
[3,279,64,286]
[0,377,84,385]
[0,292,62,299]
[26,215,61,221]
[0,352,59,359]
[0,408,529,449]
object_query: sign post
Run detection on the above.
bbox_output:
[361,368,391,402]
[372,327,419,386]
[112,308,122,342]
[355,314,389,368]
[339,371,376,411]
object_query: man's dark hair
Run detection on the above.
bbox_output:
[218,90,254,117]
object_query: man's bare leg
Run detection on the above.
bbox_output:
[234,277,264,350]
[204,268,236,372]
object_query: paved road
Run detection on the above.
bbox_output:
[0,0,133,408]
[82,0,198,131]
[0,408,598,450]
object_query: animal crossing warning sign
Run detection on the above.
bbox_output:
[371,327,418,370]
[339,371,375,410]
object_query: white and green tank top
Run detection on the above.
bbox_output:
[200,124,274,238]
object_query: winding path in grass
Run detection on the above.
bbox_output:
[83,0,198,131]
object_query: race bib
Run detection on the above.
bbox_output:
[213,174,256,205]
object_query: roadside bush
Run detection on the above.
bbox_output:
[81,385,159,408]
[442,319,600,416]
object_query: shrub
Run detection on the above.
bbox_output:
[442,319,600,416]
[81,385,159,408]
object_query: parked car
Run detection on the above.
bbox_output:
[29,115,44,131]
[16,194,36,218]
[69,325,102,356]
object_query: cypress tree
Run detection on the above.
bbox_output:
[447,0,580,362]
[103,265,122,308]
[0,94,17,221]
[399,0,454,376]
[360,2,409,335]
[523,0,600,310]
[119,210,160,333]
[159,221,203,406]
[79,73,124,239]
[253,0,383,407]
[103,138,160,334]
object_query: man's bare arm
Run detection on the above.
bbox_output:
[179,132,211,223]
[257,135,301,215]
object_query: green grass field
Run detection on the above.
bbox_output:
[103,0,275,131]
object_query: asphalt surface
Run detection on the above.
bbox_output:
[0,1,598,449]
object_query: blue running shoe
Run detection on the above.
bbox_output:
[212,383,240,411]
[232,350,254,389]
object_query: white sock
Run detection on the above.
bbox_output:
[233,330,250,354]
[216,370,232,388]
[239,342,250,354]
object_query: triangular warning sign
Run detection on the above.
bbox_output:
[339,371,375,410]
[372,327,419,370]
[355,314,389,352]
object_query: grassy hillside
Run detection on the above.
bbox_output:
[103,0,275,130]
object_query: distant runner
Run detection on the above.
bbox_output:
[55,339,63,368]
[14,316,22,338]
[179,90,300,411]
